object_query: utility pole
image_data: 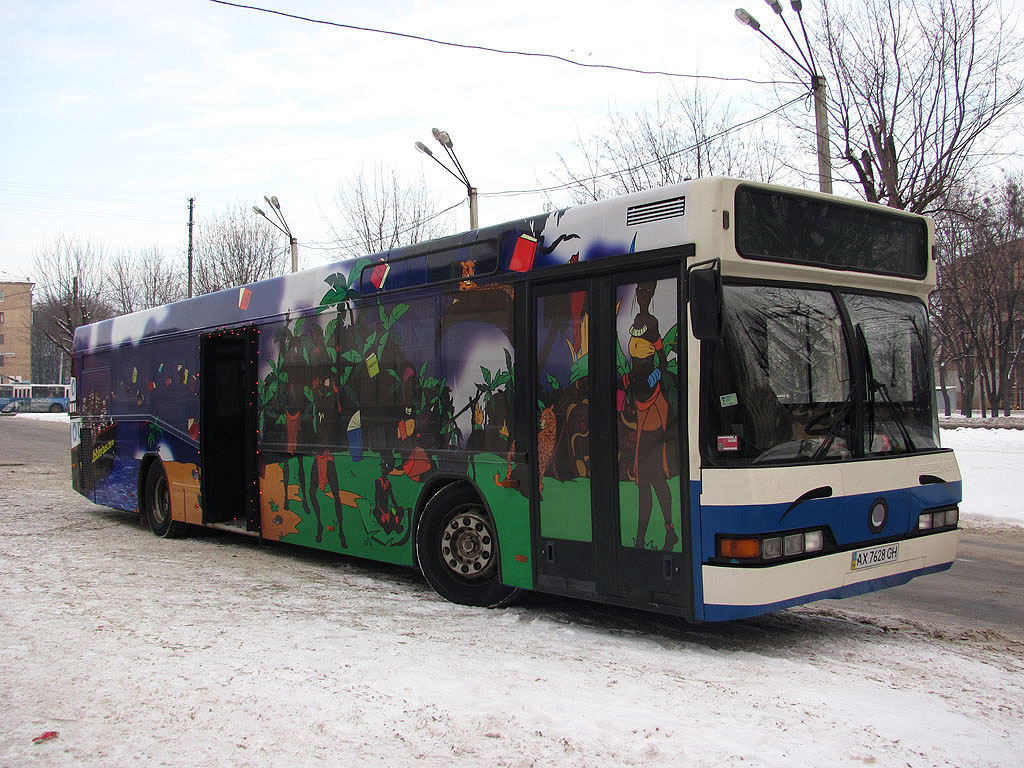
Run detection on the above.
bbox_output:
[811,75,832,194]
[187,197,195,298]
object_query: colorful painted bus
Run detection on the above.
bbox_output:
[70,177,961,621]
[1,383,72,413]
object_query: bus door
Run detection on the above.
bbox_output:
[200,328,259,530]
[531,264,691,612]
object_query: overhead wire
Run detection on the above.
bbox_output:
[207,0,802,87]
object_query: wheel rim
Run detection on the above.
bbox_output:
[151,474,171,528]
[440,506,496,580]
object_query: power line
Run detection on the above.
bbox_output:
[480,93,809,199]
[207,0,801,87]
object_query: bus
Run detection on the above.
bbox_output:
[1,383,71,413]
[70,177,961,621]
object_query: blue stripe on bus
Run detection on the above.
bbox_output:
[688,480,705,621]
[698,480,962,563]
[702,560,955,622]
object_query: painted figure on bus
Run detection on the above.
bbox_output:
[620,281,676,551]
[374,451,405,535]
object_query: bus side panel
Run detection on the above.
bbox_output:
[73,337,201,518]
[255,272,524,578]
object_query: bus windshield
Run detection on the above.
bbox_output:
[701,284,938,465]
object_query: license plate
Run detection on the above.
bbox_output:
[850,542,900,571]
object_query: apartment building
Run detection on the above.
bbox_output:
[0,280,34,382]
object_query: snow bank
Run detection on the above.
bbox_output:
[941,428,1024,530]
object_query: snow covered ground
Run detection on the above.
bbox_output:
[1,416,1022,766]
[941,428,1024,530]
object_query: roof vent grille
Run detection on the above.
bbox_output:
[626,195,686,227]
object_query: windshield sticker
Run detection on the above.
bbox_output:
[719,393,738,408]
[717,435,740,452]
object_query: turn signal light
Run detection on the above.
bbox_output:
[719,537,760,559]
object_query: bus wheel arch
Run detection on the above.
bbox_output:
[142,458,188,538]
[413,481,521,608]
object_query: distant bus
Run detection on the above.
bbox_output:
[70,177,961,621]
[0,383,71,413]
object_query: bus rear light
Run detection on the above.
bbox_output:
[918,512,933,530]
[945,508,960,526]
[719,537,760,559]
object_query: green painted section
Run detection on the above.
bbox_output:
[617,477,683,551]
[474,454,533,590]
[538,476,593,542]
[276,451,415,567]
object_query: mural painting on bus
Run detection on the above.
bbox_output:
[615,278,682,552]
[256,264,518,564]
[76,338,201,512]
[535,288,593,543]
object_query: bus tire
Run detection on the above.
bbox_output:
[144,461,188,538]
[414,484,521,608]
[49,403,63,413]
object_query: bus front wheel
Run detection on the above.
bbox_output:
[415,484,520,608]
[144,461,188,538]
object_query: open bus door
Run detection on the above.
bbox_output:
[200,328,259,531]
[529,260,693,615]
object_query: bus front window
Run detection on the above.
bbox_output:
[701,284,939,465]
[843,293,938,455]
[701,285,850,465]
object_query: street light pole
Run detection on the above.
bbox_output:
[811,75,832,195]
[735,3,832,194]
[415,128,478,230]
[252,195,298,273]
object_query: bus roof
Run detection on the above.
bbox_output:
[74,177,933,353]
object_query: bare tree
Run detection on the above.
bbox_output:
[328,163,454,259]
[31,235,115,359]
[771,0,1024,213]
[108,246,186,314]
[193,203,287,295]
[552,88,789,204]
[932,177,1024,416]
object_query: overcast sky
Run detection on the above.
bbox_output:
[0,0,926,282]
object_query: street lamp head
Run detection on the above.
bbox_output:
[790,0,802,10]
[765,0,783,14]
[735,8,761,29]
[270,195,281,210]
[432,127,453,148]
[415,141,434,156]
[253,206,266,217]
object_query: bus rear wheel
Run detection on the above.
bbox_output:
[144,461,187,538]
[415,484,520,608]
[49,403,63,413]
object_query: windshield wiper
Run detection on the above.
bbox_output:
[859,324,916,453]
[809,390,854,461]
[869,379,916,452]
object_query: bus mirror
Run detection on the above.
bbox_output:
[688,260,723,340]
